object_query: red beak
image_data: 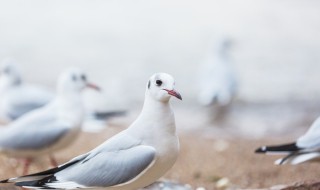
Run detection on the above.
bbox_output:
[163,89,182,100]
[86,83,101,91]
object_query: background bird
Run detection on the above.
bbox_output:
[198,37,237,107]
[197,37,238,122]
[0,72,182,190]
[0,58,53,122]
[255,117,320,165]
[0,68,100,175]
[0,58,126,131]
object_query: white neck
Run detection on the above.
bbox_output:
[54,91,84,126]
[131,92,176,135]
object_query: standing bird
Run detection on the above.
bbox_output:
[0,59,53,122]
[0,73,182,190]
[0,59,126,128]
[255,117,320,165]
[0,68,100,175]
[198,38,237,122]
[198,38,237,107]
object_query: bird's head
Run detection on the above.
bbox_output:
[0,58,22,86]
[146,73,182,102]
[57,68,100,94]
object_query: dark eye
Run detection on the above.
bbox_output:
[81,74,87,81]
[156,80,162,86]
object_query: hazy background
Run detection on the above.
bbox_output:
[1,0,320,103]
[1,0,320,138]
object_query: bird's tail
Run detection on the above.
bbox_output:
[0,169,54,184]
[275,152,320,165]
[14,175,60,189]
[0,155,83,186]
[255,142,300,154]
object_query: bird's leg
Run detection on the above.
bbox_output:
[49,155,58,167]
[22,158,32,175]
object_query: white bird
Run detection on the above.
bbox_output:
[0,59,125,128]
[0,68,100,175]
[0,58,54,122]
[198,38,237,107]
[255,117,320,165]
[0,73,182,190]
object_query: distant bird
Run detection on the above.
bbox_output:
[0,73,182,190]
[0,58,53,122]
[198,38,237,107]
[0,68,100,175]
[0,58,126,128]
[255,117,320,165]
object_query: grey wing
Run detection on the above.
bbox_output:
[7,102,47,120]
[0,121,69,150]
[6,86,53,120]
[49,145,156,188]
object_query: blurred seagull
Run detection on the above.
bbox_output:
[198,37,237,107]
[0,58,53,122]
[0,72,182,190]
[255,117,320,165]
[0,58,125,128]
[0,68,100,174]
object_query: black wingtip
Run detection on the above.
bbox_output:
[255,146,267,153]
[278,159,286,165]
[15,181,37,188]
[0,179,9,183]
[15,175,57,189]
[255,142,300,153]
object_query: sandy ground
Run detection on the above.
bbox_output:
[1,101,320,190]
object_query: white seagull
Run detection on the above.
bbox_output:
[255,117,320,165]
[0,59,125,128]
[0,68,100,175]
[0,72,182,190]
[0,58,54,122]
[198,38,237,107]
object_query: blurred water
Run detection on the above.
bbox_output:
[0,0,320,107]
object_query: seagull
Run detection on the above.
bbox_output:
[0,58,125,126]
[0,58,54,122]
[0,68,100,175]
[255,117,320,165]
[0,72,182,190]
[197,37,237,107]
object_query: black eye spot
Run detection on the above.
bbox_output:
[156,80,162,86]
[148,81,151,89]
[81,74,87,81]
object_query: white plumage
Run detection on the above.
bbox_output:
[0,68,99,174]
[1,72,182,190]
[198,38,237,107]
